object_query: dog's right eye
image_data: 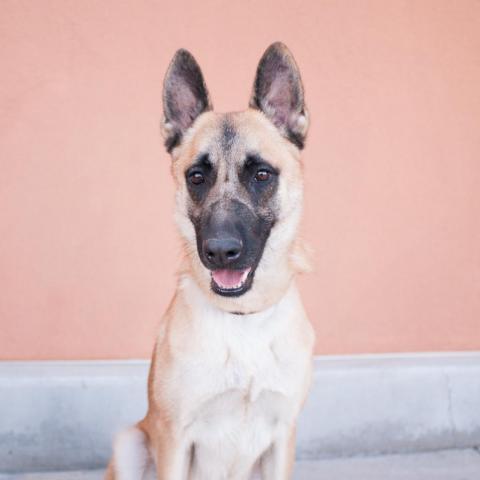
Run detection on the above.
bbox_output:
[189,172,205,185]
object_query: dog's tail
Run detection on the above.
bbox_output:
[105,425,155,480]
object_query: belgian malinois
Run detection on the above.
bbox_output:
[106,42,314,480]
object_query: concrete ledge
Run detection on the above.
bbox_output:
[1,353,479,472]
[298,353,480,459]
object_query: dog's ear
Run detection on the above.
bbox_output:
[162,49,212,153]
[250,42,308,149]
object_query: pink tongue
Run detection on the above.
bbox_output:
[212,269,248,289]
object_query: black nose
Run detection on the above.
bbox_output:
[203,237,243,268]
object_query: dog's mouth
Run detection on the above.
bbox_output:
[210,267,253,297]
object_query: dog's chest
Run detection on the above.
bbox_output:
[168,306,308,477]
[188,329,293,416]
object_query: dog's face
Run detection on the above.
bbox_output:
[162,43,309,313]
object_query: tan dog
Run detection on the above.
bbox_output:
[105,42,314,480]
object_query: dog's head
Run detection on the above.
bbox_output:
[163,43,309,313]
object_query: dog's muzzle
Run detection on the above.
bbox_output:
[193,199,272,297]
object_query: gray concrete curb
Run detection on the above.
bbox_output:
[1,353,479,472]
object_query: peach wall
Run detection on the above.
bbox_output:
[1,0,479,360]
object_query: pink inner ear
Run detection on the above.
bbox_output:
[171,82,199,130]
[263,71,296,128]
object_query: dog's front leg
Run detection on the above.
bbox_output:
[153,431,191,480]
[260,427,296,480]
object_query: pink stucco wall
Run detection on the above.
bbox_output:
[1,1,479,359]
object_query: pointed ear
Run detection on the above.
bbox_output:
[249,42,308,149]
[162,49,212,153]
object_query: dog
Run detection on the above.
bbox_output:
[105,42,315,480]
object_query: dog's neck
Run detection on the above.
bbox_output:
[178,271,297,318]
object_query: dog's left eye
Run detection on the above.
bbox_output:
[189,172,205,185]
[254,169,271,182]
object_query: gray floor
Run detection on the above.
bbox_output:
[2,449,480,479]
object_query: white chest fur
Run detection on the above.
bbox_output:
[160,278,314,479]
